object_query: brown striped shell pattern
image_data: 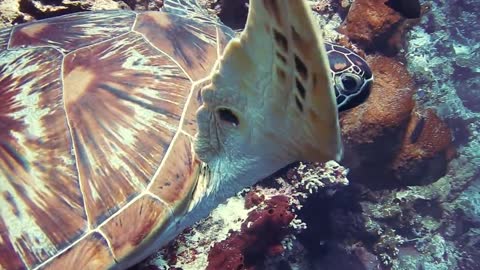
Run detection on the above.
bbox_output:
[0,5,235,270]
[0,0,369,269]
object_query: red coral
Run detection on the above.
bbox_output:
[244,191,265,209]
[206,195,294,270]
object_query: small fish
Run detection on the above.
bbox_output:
[384,0,421,19]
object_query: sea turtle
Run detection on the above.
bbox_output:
[325,42,373,111]
[0,1,371,269]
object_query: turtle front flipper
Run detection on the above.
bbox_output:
[195,0,341,175]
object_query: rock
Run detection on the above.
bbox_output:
[203,0,248,30]
[339,54,416,187]
[0,0,28,27]
[122,0,163,11]
[339,0,402,50]
[391,108,454,184]
[454,70,480,113]
[341,55,416,144]
[340,54,455,187]
[338,0,424,55]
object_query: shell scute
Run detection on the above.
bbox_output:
[99,195,171,261]
[348,52,373,79]
[327,50,352,73]
[0,218,24,270]
[332,44,352,54]
[42,232,115,270]
[9,11,136,53]
[149,133,199,214]
[324,42,334,52]
[0,8,225,269]
[63,31,192,227]
[0,47,87,268]
[134,11,219,81]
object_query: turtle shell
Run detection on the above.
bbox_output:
[0,9,234,270]
[325,42,373,111]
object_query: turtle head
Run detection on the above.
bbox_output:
[325,43,374,112]
[194,0,342,195]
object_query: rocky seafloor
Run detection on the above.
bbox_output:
[1,0,479,269]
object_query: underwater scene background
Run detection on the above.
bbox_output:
[0,0,478,269]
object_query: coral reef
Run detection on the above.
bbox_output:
[136,162,349,269]
[255,1,477,269]
[394,0,480,268]
[1,0,478,269]
[206,195,294,270]
[405,0,480,114]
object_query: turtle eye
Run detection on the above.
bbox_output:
[217,107,240,127]
[340,74,361,93]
